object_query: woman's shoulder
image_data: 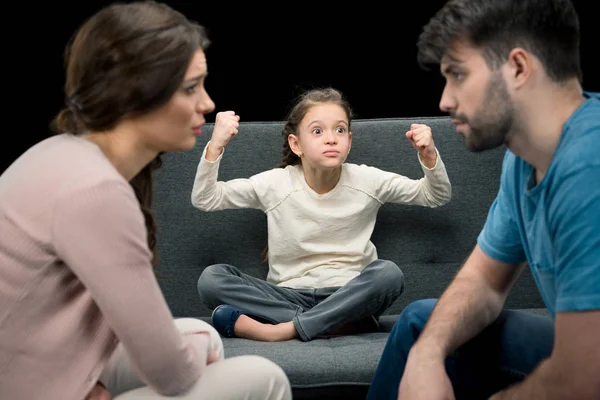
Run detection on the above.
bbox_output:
[34,134,132,201]
[1,134,140,231]
[5,134,125,187]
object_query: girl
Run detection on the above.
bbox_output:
[193,87,452,342]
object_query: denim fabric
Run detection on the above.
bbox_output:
[367,298,554,400]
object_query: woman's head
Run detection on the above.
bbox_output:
[52,1,215,264]
[279,87,354,169]
[52,0,215,149]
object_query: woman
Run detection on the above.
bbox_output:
[0,2,291,399]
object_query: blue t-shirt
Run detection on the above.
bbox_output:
[478,91,600,319]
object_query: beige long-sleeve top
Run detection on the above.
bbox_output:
[191,142,452,289]
[0,134,209,400]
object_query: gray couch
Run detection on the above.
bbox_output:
[152,116,546,400]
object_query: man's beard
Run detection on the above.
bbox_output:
[453,71,517,152]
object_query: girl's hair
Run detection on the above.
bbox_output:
[51,0,210,264]
[278,87,354,168]
[262,87,355,262]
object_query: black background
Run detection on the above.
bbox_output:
[3,1,598,173]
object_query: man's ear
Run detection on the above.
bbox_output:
[288,134,302,156]
[506,47,532,89]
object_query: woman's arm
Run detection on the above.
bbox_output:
[54,179,210,396]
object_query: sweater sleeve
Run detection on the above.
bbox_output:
[373,148,452,207]
[191,142,266,211]
[52,178,209,396]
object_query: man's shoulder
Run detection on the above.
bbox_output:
[583,90,600,103]
[499,149,523,180]
[570,91,600,133]
[556,94,600,172]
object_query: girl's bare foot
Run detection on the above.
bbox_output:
[234,315,298,341]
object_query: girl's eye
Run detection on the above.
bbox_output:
[312,128,322,134]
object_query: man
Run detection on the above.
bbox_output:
[367,0,599,399]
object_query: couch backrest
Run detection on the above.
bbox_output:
[153,116,545,317]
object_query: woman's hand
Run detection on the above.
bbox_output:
[207,349,220,365]
[85,382,111,400]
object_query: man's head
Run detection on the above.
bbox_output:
[416,0,582,151]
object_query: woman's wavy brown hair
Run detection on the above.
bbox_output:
[51,1,210,264]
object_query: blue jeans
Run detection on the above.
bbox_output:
[367,298,554,400]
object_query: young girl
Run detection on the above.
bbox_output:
[192,87,452,342]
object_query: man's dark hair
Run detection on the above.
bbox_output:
[417,0,582,82]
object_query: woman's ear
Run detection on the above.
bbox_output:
[288,134,302,157]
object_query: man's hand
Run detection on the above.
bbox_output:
[206,111,240,161]
[85,382,111,400]
[406,123,437,168]
[398,346,455,400]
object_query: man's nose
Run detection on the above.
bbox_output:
[439,84,456,113]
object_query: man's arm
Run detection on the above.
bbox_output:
[398,152,529,399]
[411,244,526,360]
[492,146,600,399]
[490,309,600,400]
[398,245,526,399]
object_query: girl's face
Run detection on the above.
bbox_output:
[289,103,352,170]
